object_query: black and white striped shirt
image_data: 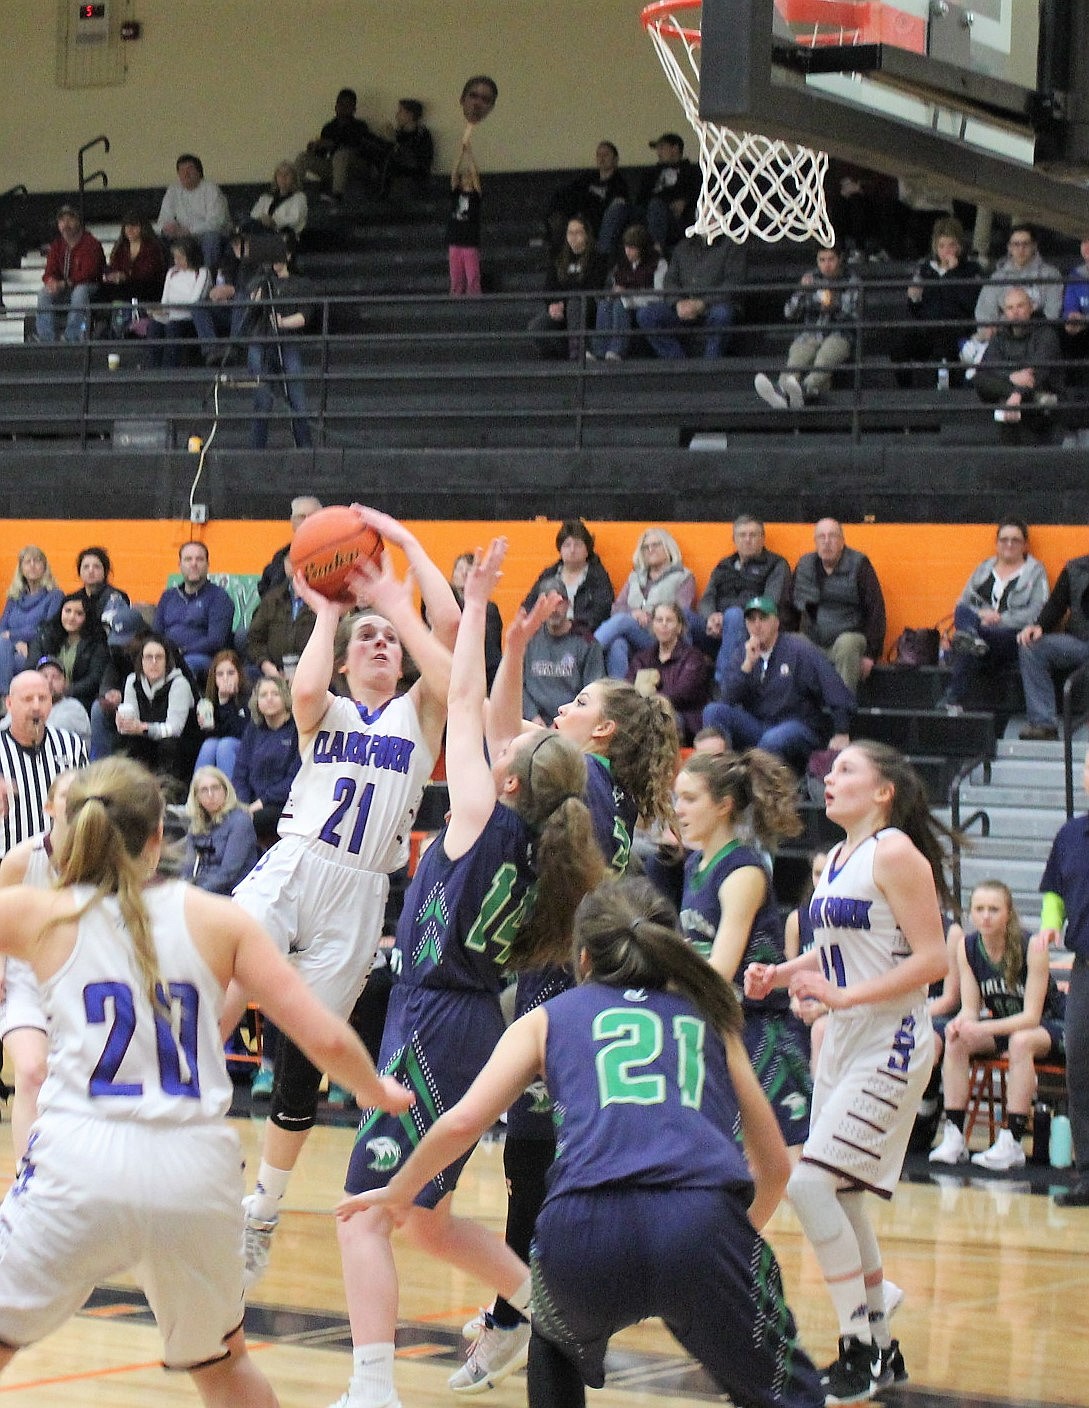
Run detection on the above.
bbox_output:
[0,724,87,856]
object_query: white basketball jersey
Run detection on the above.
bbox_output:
[36,880,232,1126]
[809,829,927,1013]
[278,692,434,873]
[23,834,54,889]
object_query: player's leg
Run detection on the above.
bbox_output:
[189,1327,278,1408]
[2,1026,48,1165]
[333,1205,401,1408]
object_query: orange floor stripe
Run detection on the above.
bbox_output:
[1,1341,272,1393]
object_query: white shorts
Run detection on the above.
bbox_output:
[232,835,387,1017]
[802,999,933,1197]
[0,959,46,1041]
[0,1114,245,1368]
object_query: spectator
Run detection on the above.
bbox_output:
[190,228,263,358]
[974,285,1063,443]
[522,580,605,726]
[636,231,745,359]
[34,203,105,344]
[31,591,109,712]
[156,153,230,272]
[194,648,250,777]
[546,141,630,256]
[1062,233,1089,380]
[88,606,149,762]
[246,161,308,237]
[179,766,260,895]
[72,545,130,635]
[595,526,696,678]
[113,632,198,787]
[33,656,91,745]
[449,553,502,687]
[698,515,792,688]
[889,216,982,388]
[0,546,63,697]
[153,541,234,680]
[246,239,316,449]
[633,132,701,254]
[973,223,1063,337]
[257,495,324,597]
[102,211,167,329]
[792,518,887,689]
[246,575,317,681]
[0,671,86,858]
[941,519,1049,713]
[627,601,711,744]
[233,676,300,846]
[294,87,377,208]
[528,216,608,359]
[702,595,855,773]
[754,243,861,408]
[520,518,615,635]
[448,144,483,297]
[376,99,435,195]
[1016,547,1089,741]
[145,235,210,368]
[590,223,665,361]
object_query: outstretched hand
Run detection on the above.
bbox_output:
[335,1185,412,1225]
[292,569,350,618]
[507,592,563,651]
[346,549,411,618]
[351,504,412,551]
[372,1075,415,1116]
[462,538,508,607]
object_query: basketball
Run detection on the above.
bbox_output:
[289,506,384,603]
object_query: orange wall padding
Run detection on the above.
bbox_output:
[2,518,1082,662]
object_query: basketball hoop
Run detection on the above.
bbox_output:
[642,0,844,245]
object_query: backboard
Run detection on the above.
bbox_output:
[698,0,1089,234]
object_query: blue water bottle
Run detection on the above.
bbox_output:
[1050,1113,1073,1169]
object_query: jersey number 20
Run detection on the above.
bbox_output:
[84,980,201,1099]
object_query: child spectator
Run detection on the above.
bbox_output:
[591,223,665,361]
[448,142,482,297]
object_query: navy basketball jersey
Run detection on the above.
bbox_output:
[680,842,789,1013]
[541,983,751,1201]
[963,930,1064,1021]
[585,753,637,876]
[393,801,535,994]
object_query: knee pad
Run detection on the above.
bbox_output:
[269,1041,323,1132]
[787,1161,843,1246]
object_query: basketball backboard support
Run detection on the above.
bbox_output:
[698,0,1089,235]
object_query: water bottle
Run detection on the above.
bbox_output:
[1050,1113,1073,1169]
[130,296,140,328]
[1030,1102,1051,1165]
[936,361,950,392]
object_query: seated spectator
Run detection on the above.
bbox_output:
[102,211,167,330]
[1016,546,1089,741]
[72,544,130,634]
[153,540,234,680]
[973,224,1063,339]
[889,216,982,388]
[294,87,378,208]
[702,595,854,774]
[635,231,745,360]
[88,605,149,761]
[194,648,250,778]
[114,632,199,786]
[246,573,317,681]
[34,656,91,745]
[691,724,730,756]
[179,766,260,895]
[145,235,210,368]
[246,236,316,449]
[632,132,702,254]
[627,601,711,744]
[522,581,605,726]
[929,881,1065,1172]
[590,223,665,361]
[257,495,323,597]
[246,161,308,237]
[546,141,630,257]
[595,527,696,677]
[941,519,1049,713]
[376,99,434,195]
[792,517,886,689]
[34,203,105,344]
[233,676,300,845]
[528,216,608,359]
[754,243,860,409]
[521,518,615,635]
[450,553,502,686]
[156,153,230,272]
[32,591,109,712]
[1062,233,1089,380]
[698,515,792,688]
[0,545,63,697]
[974,286,1063,443]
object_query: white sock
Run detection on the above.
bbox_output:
[249,1161,291,1221]
[351,1343,395,1405]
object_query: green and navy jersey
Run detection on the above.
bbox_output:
[964,929,1065,1021]
[585,753,636,876]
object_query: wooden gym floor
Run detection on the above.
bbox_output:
[0,1113,1085,1407]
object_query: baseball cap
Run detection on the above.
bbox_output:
[649,132,684,151]
[107,606,149,647]
[743,596,778,617]
[35,655,66,675]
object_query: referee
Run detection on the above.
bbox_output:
[0,670,87,857]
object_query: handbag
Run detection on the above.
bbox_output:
[889,624,943,668]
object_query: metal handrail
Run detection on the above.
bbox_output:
[77,135,110,222]
[1061,658,1089,816]
[949,754,991,910]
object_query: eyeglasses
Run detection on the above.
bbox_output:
[997,536,1025,545]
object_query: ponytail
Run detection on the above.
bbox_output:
[681,748,802,850]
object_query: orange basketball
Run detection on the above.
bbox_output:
[289,506,384,603]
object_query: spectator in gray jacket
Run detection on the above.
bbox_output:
[636,233,745,358]
[792,519,886,689]
[523,583,605,726]
[974,224,1063,334]
[754,244,861,408]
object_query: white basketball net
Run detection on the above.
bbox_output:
[645,7,836,246]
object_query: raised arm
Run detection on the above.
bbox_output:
[486,591,561,762]
[286,571,349,738]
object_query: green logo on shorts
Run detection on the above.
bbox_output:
[366,1137,402,1173]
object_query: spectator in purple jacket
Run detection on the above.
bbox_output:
[152,541,234,682]
[0,546,64,697]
